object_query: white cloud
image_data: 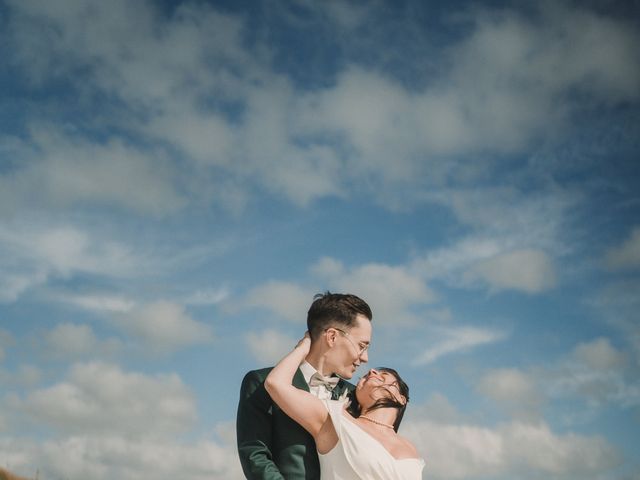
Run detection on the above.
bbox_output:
[245,329,298,365]
[405,420,504,478]
[572,337,628,371]
[588,281,640,365]
[184,287,230,306]
[238,258,435,328]
[501,421,620,475]
[426,188,580,245]
[477,368,544,421]
[466,249,557,294]
[544,338,640,410]
[402,405,620,479]
[291,4,640,199]
[411,187,573,292]
[0,215,156,302]
[15,365,42,388]
[408,393,468,425]
[113,301,214,354]
[0,364,41,390]
[46,324,97,357]
[45,323,122,359]
[312,257,435,325]
[0,329,13,363]
[0,433,242,480]
[4,1,637,214]
[0,221,144,303]
[1,126,185,216]
[12,362,196,437]
[243,281,314,323]
[416,235,506,284]
[413,326,506,365]
[50,292,136,313]
[3,0,254,212]
[604,226,640,271]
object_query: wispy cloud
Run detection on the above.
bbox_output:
[413,326,506,365]
[112,301,214,355]
[48,292,136,313]
[544,337,640,411]
[0,221,143,302]
[604,226,640,271]
[465,249,557,294]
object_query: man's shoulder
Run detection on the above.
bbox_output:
[242,366,274,382]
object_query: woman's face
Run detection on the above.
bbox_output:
[355,368,405,408]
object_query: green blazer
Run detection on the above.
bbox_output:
[236,367,355,480]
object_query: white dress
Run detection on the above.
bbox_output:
[319,399,425,480]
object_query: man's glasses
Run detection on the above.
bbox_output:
[327,327,370,355]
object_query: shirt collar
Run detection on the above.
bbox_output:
[299,360,319,385]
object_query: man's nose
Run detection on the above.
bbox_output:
[360,350,369,364]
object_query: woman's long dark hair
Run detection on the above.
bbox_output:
[346,367,409,432]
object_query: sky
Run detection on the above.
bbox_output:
[0,0,639,479]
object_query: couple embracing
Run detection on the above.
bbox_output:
[236,292,425,479]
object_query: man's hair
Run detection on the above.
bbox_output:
[306,291,372,340]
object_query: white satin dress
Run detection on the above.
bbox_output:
[318,399,425,480]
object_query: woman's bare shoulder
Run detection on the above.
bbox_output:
[396,434,420,459]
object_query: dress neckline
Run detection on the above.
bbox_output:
[340,410,423,463]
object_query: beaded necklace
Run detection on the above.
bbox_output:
[359,415,394,430]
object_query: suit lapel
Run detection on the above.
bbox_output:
[292,367,310,392]
[332,379,353,399]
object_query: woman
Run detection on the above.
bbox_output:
[265,333,425,479]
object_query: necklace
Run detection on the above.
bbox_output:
[359,415,395,430]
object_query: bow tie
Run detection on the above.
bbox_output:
[308,372,340,391]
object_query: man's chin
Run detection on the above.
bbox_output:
[339,366,358,380]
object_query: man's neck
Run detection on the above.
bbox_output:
[305,350,331,377]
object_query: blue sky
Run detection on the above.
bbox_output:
[1,0,639,478]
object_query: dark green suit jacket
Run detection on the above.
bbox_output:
[236,367,354,480]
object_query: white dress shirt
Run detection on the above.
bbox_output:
[299,361,335,400]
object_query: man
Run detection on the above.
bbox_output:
[236,292,373,479]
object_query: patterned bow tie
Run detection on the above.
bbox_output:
[308,372,340,391]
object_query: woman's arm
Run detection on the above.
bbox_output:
[264,334,329,438]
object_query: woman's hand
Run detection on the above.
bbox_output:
[295,331,311,353]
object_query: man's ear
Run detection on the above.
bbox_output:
[325,328,337,347]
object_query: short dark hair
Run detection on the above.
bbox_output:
[346,367,409,432]
[307,291,372,340]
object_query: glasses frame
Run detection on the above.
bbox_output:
[327,327,370,355]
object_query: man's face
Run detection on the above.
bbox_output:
[325,314,372,379]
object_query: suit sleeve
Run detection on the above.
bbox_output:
[236,370,285,480]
